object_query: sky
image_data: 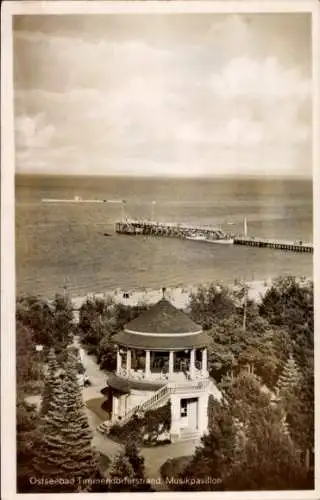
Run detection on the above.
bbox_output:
[13,13,312,177]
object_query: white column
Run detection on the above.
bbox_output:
[126,348,131,374]
[145,350,151,377]
[170,395,181,441]
[112,396,119,418]
[197,393,209,435]
[169,351,174,376]
[202,348,208,376]
[116,348,122,374]
[190,348,196,379]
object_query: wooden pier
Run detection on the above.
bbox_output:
[115,219,226,240]
[115,219,313,253]
[234,236,313,253]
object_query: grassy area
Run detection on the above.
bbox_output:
[86,397,111,421]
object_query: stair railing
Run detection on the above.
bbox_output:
[116,383,170,427]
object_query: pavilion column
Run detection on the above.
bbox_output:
[190,348,196,379]
[169,351,174,376]
[145,350,151,377]
[116,347,122,374]
[202,347,208,376]
[126,348,131,374]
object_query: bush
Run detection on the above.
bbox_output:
[108,402,171,446]
[160,456,192,489]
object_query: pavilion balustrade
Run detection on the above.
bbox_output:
[116,346,209,380]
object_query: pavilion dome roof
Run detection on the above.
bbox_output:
[124,298,201,334]
[112,298,210,350]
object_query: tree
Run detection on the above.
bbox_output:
[179,373,309,491]
[285,368,314,473]
[275,354,301,402]
[40,348,60,417]
[17,397,40,492]
[78,296,115,354]
[51,293,74,354]
[33,352,104,492]
[16,321,38,392]
[259,276,313,370]
[179,401,236,490]
[16,294,54,347]
[188,283,236,330]
[207,310,288,387]
[227,418,308,490]
[97,337,117,372]
[108,441,153,492]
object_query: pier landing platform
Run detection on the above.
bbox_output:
[115,219,226,240]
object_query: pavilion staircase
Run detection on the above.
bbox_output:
[97,377,222,435]
[97,384,170,435]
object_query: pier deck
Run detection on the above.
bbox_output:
[234,236,313,253]
[115,219,313,253]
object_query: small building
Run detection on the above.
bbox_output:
[99,297,220,441]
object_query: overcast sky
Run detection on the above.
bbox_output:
[14,13,312,177]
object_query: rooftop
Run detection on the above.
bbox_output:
[124,298,201,335]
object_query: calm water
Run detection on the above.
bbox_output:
[16,175,313,298]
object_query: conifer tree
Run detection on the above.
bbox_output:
[276,354,301,401]
[17,396,40,492]
[40,348,60,417]
[33,352,103,492]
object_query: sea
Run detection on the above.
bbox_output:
[15,175,313,299]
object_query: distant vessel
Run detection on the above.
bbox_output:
[42,195,104,203]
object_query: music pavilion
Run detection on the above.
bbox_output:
[100,297,220,441]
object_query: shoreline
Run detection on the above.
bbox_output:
[69,279,275,314]
[37,275,312,317]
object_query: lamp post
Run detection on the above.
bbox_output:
[35,344,44,383]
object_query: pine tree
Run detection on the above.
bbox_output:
[276,354,301,401]
[33,352,103,492]
[17,396,40,492]
[108,441,153,492]
[40,348,60,417]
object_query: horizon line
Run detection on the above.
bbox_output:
[15,172,313,180]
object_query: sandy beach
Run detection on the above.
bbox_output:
[70,279,276,317]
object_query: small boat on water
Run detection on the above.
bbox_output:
[209,238,234,245]
[186,234,208,242]
[186,234,234,245]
